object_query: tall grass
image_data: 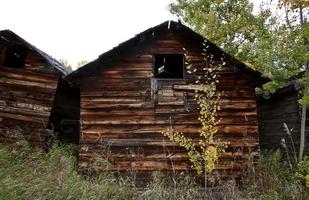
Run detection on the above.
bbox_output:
[0,140,136,200]
[244,151,308,200]
[0,140,308,200]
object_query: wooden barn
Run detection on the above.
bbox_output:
[0,30,70,149]
[258,77,309,156]
[66,21,268,178]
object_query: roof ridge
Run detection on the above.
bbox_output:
[0,29,68,75]
[66,20,269,85]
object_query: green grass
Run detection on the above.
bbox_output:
[0,141,135,200]
[0,140,308,200]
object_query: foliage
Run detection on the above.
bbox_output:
[170,0,267,65]
[170,0,309,105]
[162,49,228,175]
[246,151,309,200]
[59,58,73,72]
[295,156,309,188]
[76,60,89,68]
[59,59,89,72]
[162,128,203,173]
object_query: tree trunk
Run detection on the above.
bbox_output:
[299,105,306,160]
[297,0,307,162]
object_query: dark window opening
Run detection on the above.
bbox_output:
[3,45,27,69]
[154,54,184,79]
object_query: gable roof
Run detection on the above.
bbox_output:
[0,29,68,75]
[67,20,269,85]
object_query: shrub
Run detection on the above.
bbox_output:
[295,156,309,189]
[246,151,309,200]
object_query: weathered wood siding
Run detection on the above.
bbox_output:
[0,48,61,148]
[258,86,309,155]
[78,28,260,178]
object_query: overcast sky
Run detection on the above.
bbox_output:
[0,0,265,69]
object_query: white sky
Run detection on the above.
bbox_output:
[0,0,265,69]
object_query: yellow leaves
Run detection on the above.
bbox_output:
[203,146,218,172]
[160,50,229,176]
[294,156,309,188]
[161,128,195,151]
[208,13,217,27]
[295,172,309,188]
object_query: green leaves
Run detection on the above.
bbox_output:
[170,0,309,102]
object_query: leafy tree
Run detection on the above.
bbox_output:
[170,0,270,68]
[170,0,308,97]
[59,58,73,72]
[76,60,88,68]
[170,0,308,159]
[59,59,88,72]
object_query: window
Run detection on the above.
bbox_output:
[154,54,184,79]
[3,45,27,69]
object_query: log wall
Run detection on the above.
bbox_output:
[78,29,260,178]
[0,48,61,149]
[258,86,309,156]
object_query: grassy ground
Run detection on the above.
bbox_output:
[0,140,308,200]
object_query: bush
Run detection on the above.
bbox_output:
[295,156,309,189]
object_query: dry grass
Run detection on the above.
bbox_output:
[0,139,308,200]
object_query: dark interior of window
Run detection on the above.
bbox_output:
[154,54,184,78]
[3,45,27,69]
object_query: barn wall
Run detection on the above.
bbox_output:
[258,87,309,156]
[0,48,61,149]
[78,30,259,178]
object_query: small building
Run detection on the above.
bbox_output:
[258,77,309,156]
[0,30,69,149]
[66,21,268,178]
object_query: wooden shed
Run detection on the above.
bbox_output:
[67,21,268,178]
[258,79,309,155]
[0,30,69,149]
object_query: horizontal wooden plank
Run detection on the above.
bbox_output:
[0,112,48,124]
[0,77,57,89]
[81,109,257,117]
[79,138,258,148]
[0,88,54,102]
[81,102,155,109]
[0,106,49,118]
[79,150,259,161]
[79,159,256,171]
[81,90,149,97]
[0,69,59,84]
[0,65,60,78]
[0,100,51,112]
[81,124,258,134]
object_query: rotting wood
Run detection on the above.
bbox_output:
[65,21,268,179]
[0,30,68,148]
